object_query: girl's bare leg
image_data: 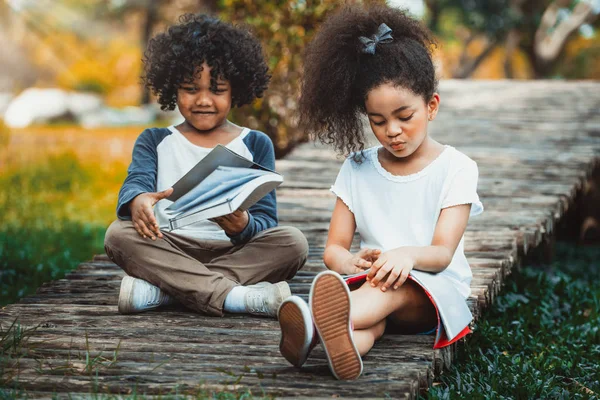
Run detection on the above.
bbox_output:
[349,279,437,354]
[353,319,386,356]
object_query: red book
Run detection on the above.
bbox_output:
[341,269,370,286]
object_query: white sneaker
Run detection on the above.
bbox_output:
[118,276,175,314]
[244,281,291,317]
[278,295,318,367]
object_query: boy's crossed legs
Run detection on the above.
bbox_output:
[104,219,309,317]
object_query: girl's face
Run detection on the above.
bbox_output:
[177,63,232,133]
[365,83,439,159]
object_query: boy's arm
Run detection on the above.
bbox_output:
[117,129,159,220]
[227,133,277,244]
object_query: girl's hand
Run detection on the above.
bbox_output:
[341,248,381,275]
[129,187,173,240]
[210,210,249,236]
[367,249,415,291]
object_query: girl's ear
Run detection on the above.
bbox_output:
[427,93,440,121]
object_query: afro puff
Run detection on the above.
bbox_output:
[298,5,438,157]
[143,14,270,111]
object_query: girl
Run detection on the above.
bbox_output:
[277,5,483,380]
[104,14,308,318]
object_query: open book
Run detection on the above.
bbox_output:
[342,269,472,349]
[164,145,283,231]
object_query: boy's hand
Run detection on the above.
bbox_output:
[341,248,381,275]
[129,188,173,240]
[210,210,249,236]
[367,248,415,292]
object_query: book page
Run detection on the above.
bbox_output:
[168,172,283,229]
[166,166,270,215]
[167,144,279,202]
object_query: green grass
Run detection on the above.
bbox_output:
[0,222,107,307]
[0,152,114,307]
[427,243,600,399]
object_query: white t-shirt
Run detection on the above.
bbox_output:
[331,145,484,298]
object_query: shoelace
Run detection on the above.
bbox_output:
[246,291,269,315]
[144,284,163,307]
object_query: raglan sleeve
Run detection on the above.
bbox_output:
[116,129,158,220]
[227,132,278,245]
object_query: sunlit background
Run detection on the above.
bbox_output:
[0,0,599,306]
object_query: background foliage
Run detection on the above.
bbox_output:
[218,0,384,157]
[427,243,600,399]
[0,127,137,306]
[1,0,598,154]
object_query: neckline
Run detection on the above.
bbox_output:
[368,145,452,182]
[168,125,249,150]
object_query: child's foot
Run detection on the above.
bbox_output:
[310,271,362,380]
[118,276,176,314]
[278,295,318,367]
[244,281,292,317]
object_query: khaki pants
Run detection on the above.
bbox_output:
[104,220,309,316]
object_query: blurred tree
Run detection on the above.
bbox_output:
[219,0,385,158]
[61,0,384,156]
[529,0,598,76]
[0,1,45,91]
[424,0,443,32]
[99,0,218,104]
[427,0,599,78]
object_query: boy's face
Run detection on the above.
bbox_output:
[365,83,439,159]
[177,63,232,133]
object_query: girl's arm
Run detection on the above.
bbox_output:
[404,203,471,272]
[324,198,379,274]
[368,203,471,290]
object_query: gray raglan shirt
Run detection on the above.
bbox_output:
[116,126,278,245]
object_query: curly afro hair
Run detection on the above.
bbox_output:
[298,5,438,157]
[143,14,270,111]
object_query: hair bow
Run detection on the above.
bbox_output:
[359,23,393,55]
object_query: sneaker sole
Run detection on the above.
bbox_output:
[278,296,313,367]
[118,275,135,314]
[310,271,362,380]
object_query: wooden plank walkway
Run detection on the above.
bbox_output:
[2,80,599,399]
